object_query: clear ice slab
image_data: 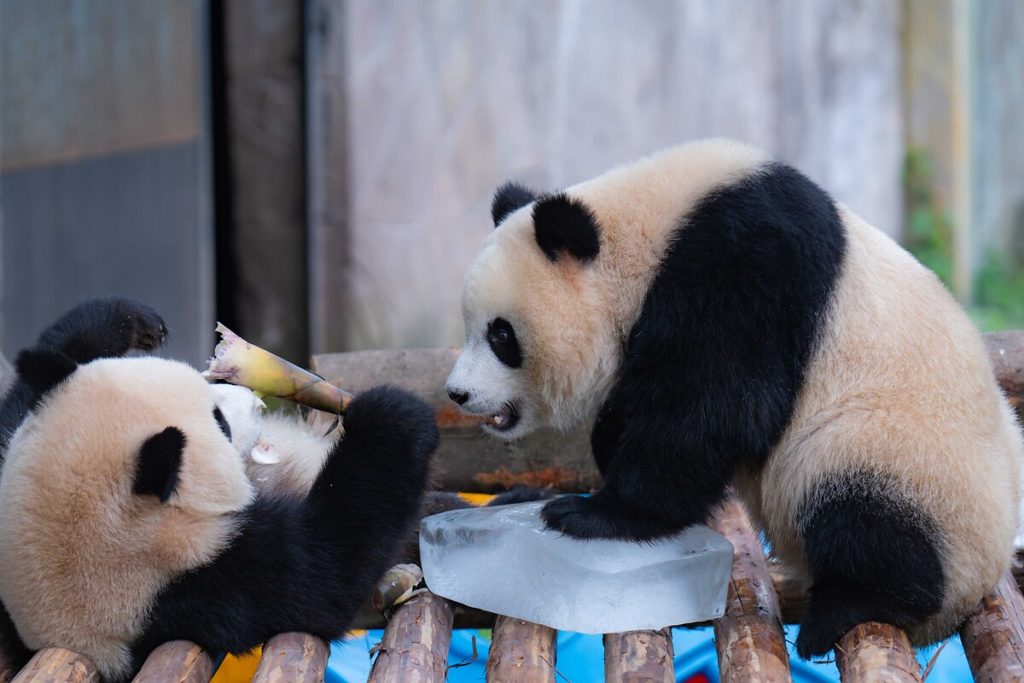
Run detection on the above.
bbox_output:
[419,501,734,634]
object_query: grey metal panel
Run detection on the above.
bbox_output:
[2,141,211,364]
[0,0,213,365]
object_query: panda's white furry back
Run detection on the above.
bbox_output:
[447,139,1024,656]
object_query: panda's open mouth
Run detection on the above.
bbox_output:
[488,402,520,432]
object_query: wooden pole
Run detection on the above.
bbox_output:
[312,330,1024,493]
[835,623,921,682]
[367,591,454,683]
[485,616,557,682]
[132,642,213,682]
[10,649,98,683]
[712,499,792,682]
[252,633,329,683]
[602,629,674,683]
[960,572,1024,682]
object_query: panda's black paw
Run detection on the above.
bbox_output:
[123,301,171,352]
[794,615,842,660]
[38,298,168,362]
[328,385,438,488]
[541,493,680,542]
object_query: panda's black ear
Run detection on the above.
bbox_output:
[492,182,537,226]
[134,427,185,503]
[532,193,601,263]
[15,348,78,401]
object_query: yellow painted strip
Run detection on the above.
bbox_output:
[211,648,261,683]
[458,492,495,506]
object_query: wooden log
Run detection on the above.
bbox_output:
[960,571,1024,682]
[603,629,674,683]
[367,591,454,683]
[311,349,598,493]
[485,616,557,682]
[132,641,213,682]
[252,633,329,683]
[11,649,98,683]
[835,623,921,682]
[986,331,1024,420]
[312,330,1024,492]
[712,499,792,682]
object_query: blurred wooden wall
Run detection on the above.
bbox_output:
[305,0,905,353]
[2,1,1021,361]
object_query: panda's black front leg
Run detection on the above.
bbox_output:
[0,298,168,460]
[128,387,438,672]
[542,406,737,541]
[35,297,167,363]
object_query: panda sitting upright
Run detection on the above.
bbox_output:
[446,139,1024,657]
[0,298,438,682]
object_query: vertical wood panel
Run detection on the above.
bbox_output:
[307,0,904,352]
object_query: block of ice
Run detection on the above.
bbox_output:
[419,501,734,634]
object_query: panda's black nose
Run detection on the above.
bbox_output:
[448,389,469,406]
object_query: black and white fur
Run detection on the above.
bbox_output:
[0,299,438,681]
[446,139,1023,656]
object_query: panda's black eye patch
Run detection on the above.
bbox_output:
[487,318,522,368]
[213,407,231,441]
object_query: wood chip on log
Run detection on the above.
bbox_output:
[603,629,674,683]
[367,591,454,683]
[960,571,1024,682]
[131,641,213,683]
[485,615,557,682]
[10,649,99,683]
[712,498,792,682]
[835,622,921,682]
[252,633,329,683]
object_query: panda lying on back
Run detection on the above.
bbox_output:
[446,139,1024,656]
[0,298,438,681]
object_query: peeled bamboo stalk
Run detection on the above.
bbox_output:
[206,323,353,414]
[960,572,1024,682]
[603,629,674,683]
[485,616,557,682]
[132,641,213,683]
[252,633,329,683]
[371,564,423,612]
[10,649,98,683]
[367,591,453,683]
[712,498,792,682]
[835,623,921,682]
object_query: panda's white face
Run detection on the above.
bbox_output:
[446,197,622,439]
[210,383,264,457]
[447,313,539,440]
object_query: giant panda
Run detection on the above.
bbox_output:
[0,298,439,682]
[445,139,1024,657]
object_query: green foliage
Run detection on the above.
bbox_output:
[971,255,1024,330]
[902,148,1024,331]
[903,149,954,288]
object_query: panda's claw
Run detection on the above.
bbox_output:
[542,492,682,542]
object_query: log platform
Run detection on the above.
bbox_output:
[1,330,1023,682]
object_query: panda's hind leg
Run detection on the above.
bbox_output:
[795,471,945,659]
